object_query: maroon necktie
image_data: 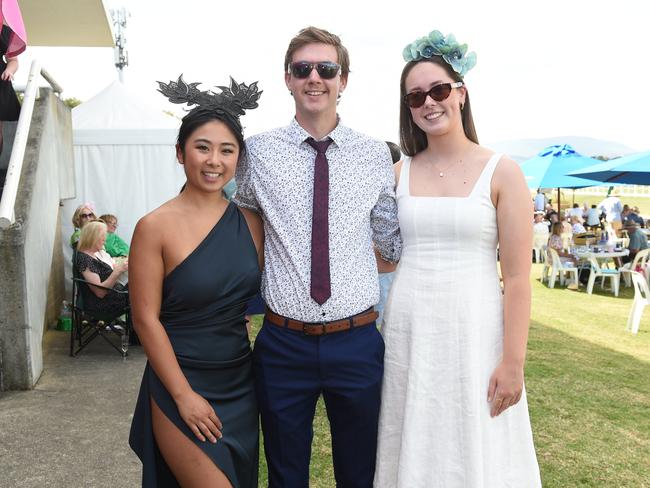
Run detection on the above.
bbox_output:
[306,137,333,305]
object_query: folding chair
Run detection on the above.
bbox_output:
[70,250,131,357]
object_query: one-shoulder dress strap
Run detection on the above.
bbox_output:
[396,156,412,198]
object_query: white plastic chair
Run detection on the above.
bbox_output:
[546,248,579,288]
[626,271,650,334]
[532,233,548,263]
[620,248,650,287]
[586,256,620,296]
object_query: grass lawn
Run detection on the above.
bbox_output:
[250,263,650,487]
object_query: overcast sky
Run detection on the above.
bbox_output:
[15,0,650,150]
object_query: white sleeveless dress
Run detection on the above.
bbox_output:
[374,154,541,487]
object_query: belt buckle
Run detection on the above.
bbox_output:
[303,322,327,336]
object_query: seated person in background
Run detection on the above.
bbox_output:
[622,221,648,264]
[568,203,583,219]
[626,206,645,228]
[548,222,577,267]
[98,213,130,257]
[560,214,573,234]
[70,203,96,247]
[75,220,129,314]
[546,210,558,231]
[533,212,549,234]
[621,204,630,221]
[532,212,549,263]
[582,202,590,219]
[586,204,601,229]
[570,215,586,234]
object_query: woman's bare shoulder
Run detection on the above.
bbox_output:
[134,198,182,238]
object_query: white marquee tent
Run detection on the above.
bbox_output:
[61,80,185,286]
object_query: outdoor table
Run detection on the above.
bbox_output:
[574,247,629,268]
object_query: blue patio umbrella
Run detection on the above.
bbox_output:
[519,144,611,210]
[520,144,608,189]
[568,150,650,185]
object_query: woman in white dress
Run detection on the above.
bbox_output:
[374,30,541,487]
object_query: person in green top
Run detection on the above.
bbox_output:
[98,213,129,257]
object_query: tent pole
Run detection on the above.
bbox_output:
[557,188,561,213]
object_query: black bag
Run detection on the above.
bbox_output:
[578,265,591,285]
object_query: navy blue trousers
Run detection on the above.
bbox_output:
[253,316,384,488]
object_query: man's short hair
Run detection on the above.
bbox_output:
[284,26,350,78]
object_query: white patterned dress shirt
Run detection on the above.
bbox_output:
[233,118,401,322]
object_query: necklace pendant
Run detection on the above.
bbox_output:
[439,172,444,178]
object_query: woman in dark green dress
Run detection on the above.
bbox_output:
[129,76,263,488]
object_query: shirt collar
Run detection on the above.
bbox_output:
[287,116,353,148]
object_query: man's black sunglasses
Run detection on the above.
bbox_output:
[289,61,341,80]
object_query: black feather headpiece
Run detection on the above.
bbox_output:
[157,75,262,134]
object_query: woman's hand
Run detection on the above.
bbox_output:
[2,58,18,81]
[115,260,128,274]
[175,390,223,443]
[487,359,524,417]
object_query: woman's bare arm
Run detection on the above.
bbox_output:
[80,260,127,298]
[489,156,533,417]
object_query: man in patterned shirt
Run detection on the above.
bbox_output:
[234,26,401,488]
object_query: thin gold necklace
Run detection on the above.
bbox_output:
[434,158,462,178]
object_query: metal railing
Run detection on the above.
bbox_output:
[0,60,62,229]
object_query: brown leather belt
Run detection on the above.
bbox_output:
[265,308,378,336]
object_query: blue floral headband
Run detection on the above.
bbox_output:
[402,30,477,77]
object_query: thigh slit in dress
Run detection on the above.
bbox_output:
[129,203,261,488]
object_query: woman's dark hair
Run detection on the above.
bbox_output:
[176,107,246,162]
[385,141,402,164]
[399,57,478,156]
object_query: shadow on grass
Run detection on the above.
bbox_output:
[527,320,650,487]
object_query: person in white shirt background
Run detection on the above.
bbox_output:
[534,188,547,212]
[598,190,623,235]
